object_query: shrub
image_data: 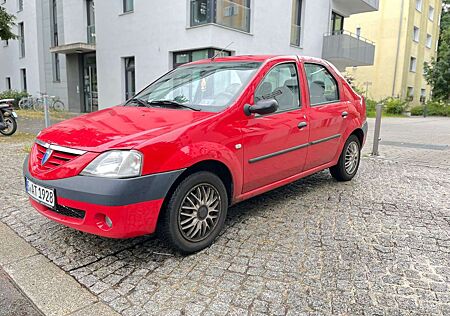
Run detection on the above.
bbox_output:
[0,90,29,108]
[424,101,450,117]
[384,98,408,115]
[410,105,424,116]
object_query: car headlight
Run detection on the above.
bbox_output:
[81,150,143,178]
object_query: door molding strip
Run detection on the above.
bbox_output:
[248,134,341,164]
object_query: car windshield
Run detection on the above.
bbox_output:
[129,62,262,112]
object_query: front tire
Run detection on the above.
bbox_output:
[159,171,228,254]
[330,135,361,182]
[0,117,17,136]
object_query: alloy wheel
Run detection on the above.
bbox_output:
[344,141,359,175]
[178,183,221,242]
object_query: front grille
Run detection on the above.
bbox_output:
[50,204,86,219]
[35,142,82,172]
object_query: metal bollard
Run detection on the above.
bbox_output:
[43,94,51,128]
[371,103,383,156]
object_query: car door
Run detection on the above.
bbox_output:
[242,62,310,193]
[302,63,349,170]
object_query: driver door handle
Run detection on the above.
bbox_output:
[298,122,308,129]
[342,111,349,118]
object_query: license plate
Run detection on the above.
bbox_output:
[25,178,55,208]
[12,111,18,118]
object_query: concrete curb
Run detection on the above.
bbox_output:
[0,222,119,316]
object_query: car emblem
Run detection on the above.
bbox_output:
[41,148,53,166]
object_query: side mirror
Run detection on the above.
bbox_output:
[244,99,279,116]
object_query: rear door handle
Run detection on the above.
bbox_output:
[342,111,349,118]
[298,122,308,129]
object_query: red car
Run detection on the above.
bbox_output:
[24,55,367,253]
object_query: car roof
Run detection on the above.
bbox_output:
[185,55,326,66]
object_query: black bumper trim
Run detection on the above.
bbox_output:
[362,121,368,138]
[23,157,185,207]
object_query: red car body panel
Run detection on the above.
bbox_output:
[25,55,367,238]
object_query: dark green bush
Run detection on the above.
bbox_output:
[384,98,408,115]
[411,101,450,117]
[410,105,424,116]
[0,90,29,108]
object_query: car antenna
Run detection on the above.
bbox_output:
[211,42,234,61]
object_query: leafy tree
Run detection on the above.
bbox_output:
[0,5,16,40]
[424,1,450,101]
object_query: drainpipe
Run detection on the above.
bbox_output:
[392,0,405,97]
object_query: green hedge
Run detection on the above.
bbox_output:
[411,101,450,117]
[0,90,29,108]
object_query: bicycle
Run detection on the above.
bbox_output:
[33,95,65,112]
[19,95,66,112]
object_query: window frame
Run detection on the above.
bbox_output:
[18,22,25,58]
[124,56,136,101]
[303,62,341,107]
[172,48,232,68]
[409,57,417,72]
[253,62,302,116]
[413,26,420,42]
[6,77,11,90]
[20,68,27,92]
[428,6,434,21]
[331,11,344,34]
[426,34,432,48]
[123,0,134,13]
[17,0,23,11]
[415,0,422,12]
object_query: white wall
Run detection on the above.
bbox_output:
[95,0,332,108]
[0,0,41,94]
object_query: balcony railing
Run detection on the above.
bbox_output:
[322,30,375,70]
[87,25,96,45]
[290,24,301,47]
[190,0,251,33]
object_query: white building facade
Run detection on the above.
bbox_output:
[0,0,379,112]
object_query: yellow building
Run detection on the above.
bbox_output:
[345,0,442,105]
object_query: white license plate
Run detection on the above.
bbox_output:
[25,178,55,208]
[12,111,18,118]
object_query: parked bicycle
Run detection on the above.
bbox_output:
[19,94,65,112]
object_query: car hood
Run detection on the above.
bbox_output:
[37,106,215,152]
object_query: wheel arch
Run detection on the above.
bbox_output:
[156,159,234,228]
[350,128,364,146]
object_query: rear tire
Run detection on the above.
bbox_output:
[158,171,228,254]
[330,135,361,182]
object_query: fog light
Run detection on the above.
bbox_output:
[105,215,113,228]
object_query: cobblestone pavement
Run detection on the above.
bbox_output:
[1,117,449,315]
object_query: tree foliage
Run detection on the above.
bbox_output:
[0,5,16,40]
[424,2,450,101]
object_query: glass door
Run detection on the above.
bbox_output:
[83,53,98,112]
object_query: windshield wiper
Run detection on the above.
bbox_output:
[149,100,201,111]
[126,98,150,107]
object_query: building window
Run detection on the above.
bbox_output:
[407,87,414,101]
[356,27,361,38]
[426,34,432,48]
[190,0,251,33]
[87,0,95,44]
[18,0,23,11]
[53,53,60,82]
[18,22,25,58]
[428,6,434,21]
[124,57,135,100]
[2,40,8,47]
[20,68,27,92]
[420,89,426,103]
[123,0,133,13]
[409,57,417,72]
[172,48,231,68]
[291,0,303,46]
[415,0,422,11]
[413,26,419,42]
[6,77,11,90]
[331,11,344,34]
[51,0,58,46]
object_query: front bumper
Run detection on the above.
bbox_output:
[23,158,184,238]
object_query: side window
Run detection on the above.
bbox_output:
[255,63,300,113]
[304,63,339,106]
